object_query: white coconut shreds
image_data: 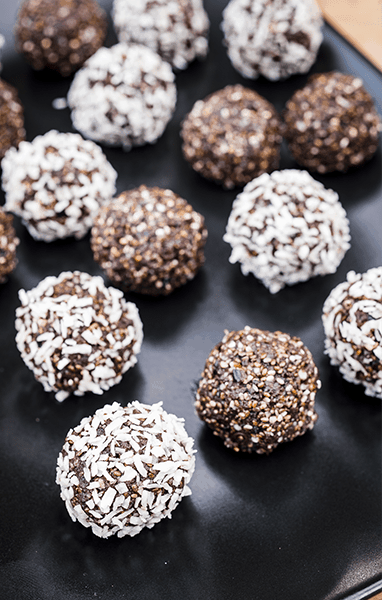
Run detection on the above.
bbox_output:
[56,400,196,538]
[221,0,323,81]
[67,43,177,150]
[1,130,117,242]
[322,267,382,399]
[112,0,209,71]
[15,271,143,401]
[223,169,351,294]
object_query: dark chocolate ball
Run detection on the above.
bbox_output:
[283,71,381,173]
[180,84,282,189]
[15,0,107,76]
[195,326,320,454]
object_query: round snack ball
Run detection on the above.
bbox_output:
[15,271,143,401]
[0,207,19,283]
[0,78,25,161]
[56,400,196,538]
[91,185,208,295]
[180,84,282,189]
[221,0,323,81]
[322,267,382,399]
[195,326,320,454]
[67,43,177,150]
[14,0,107,76]
[112,0,209,71]
[1,130,117,242]
[223,169,351,294]
[283,71,382,173]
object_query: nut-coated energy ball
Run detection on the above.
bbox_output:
[283,71,381,173]
[14,0,107,76]
[196,326,320,454]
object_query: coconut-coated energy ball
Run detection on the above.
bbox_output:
[14,0,107,76]
[322,267,382,399]
[221,0,323,81]
[0,78,25,161]
[56,400,196,538]
[283,71,381,173]
[1,130,117,242]
[223,169,351,293]
[112,0,209,71]
[180,84,282,189]
[67,43,177,150]
[15,271,143,401]
[0,208,19,283]
[195,326,320,454]
[91,185,208,295]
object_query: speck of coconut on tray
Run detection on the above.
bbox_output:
[56,401,196,538]
[15,271,143,401]
[195,326,320,454]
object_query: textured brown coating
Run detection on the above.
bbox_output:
[91,185,208,295]
[0,208,19,283]
[195,326,320,454]
[180,84,282,189]
[283,71,381,173]
[15,0,107,76]
[0,79,25,160]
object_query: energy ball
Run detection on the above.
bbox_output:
[283,71,382,173]
[15,271,143,401]
[195,326,320,454]
[1,130,117,242]
[322,267,382,399]
[180,84,282,189]
[67,43,177,150]
[91,185,208,295]
[0,78,25,161]
[112,0,209,71]
[0,208,19,283]
[56,400,196,538]
[14,0,107,76]
[223,169,351,294]
[221,0,323,81]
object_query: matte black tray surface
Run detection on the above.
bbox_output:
[0,2,381,600]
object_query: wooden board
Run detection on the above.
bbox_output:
[316,0,382,72]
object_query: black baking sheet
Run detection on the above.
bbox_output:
[0,1,381,599]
